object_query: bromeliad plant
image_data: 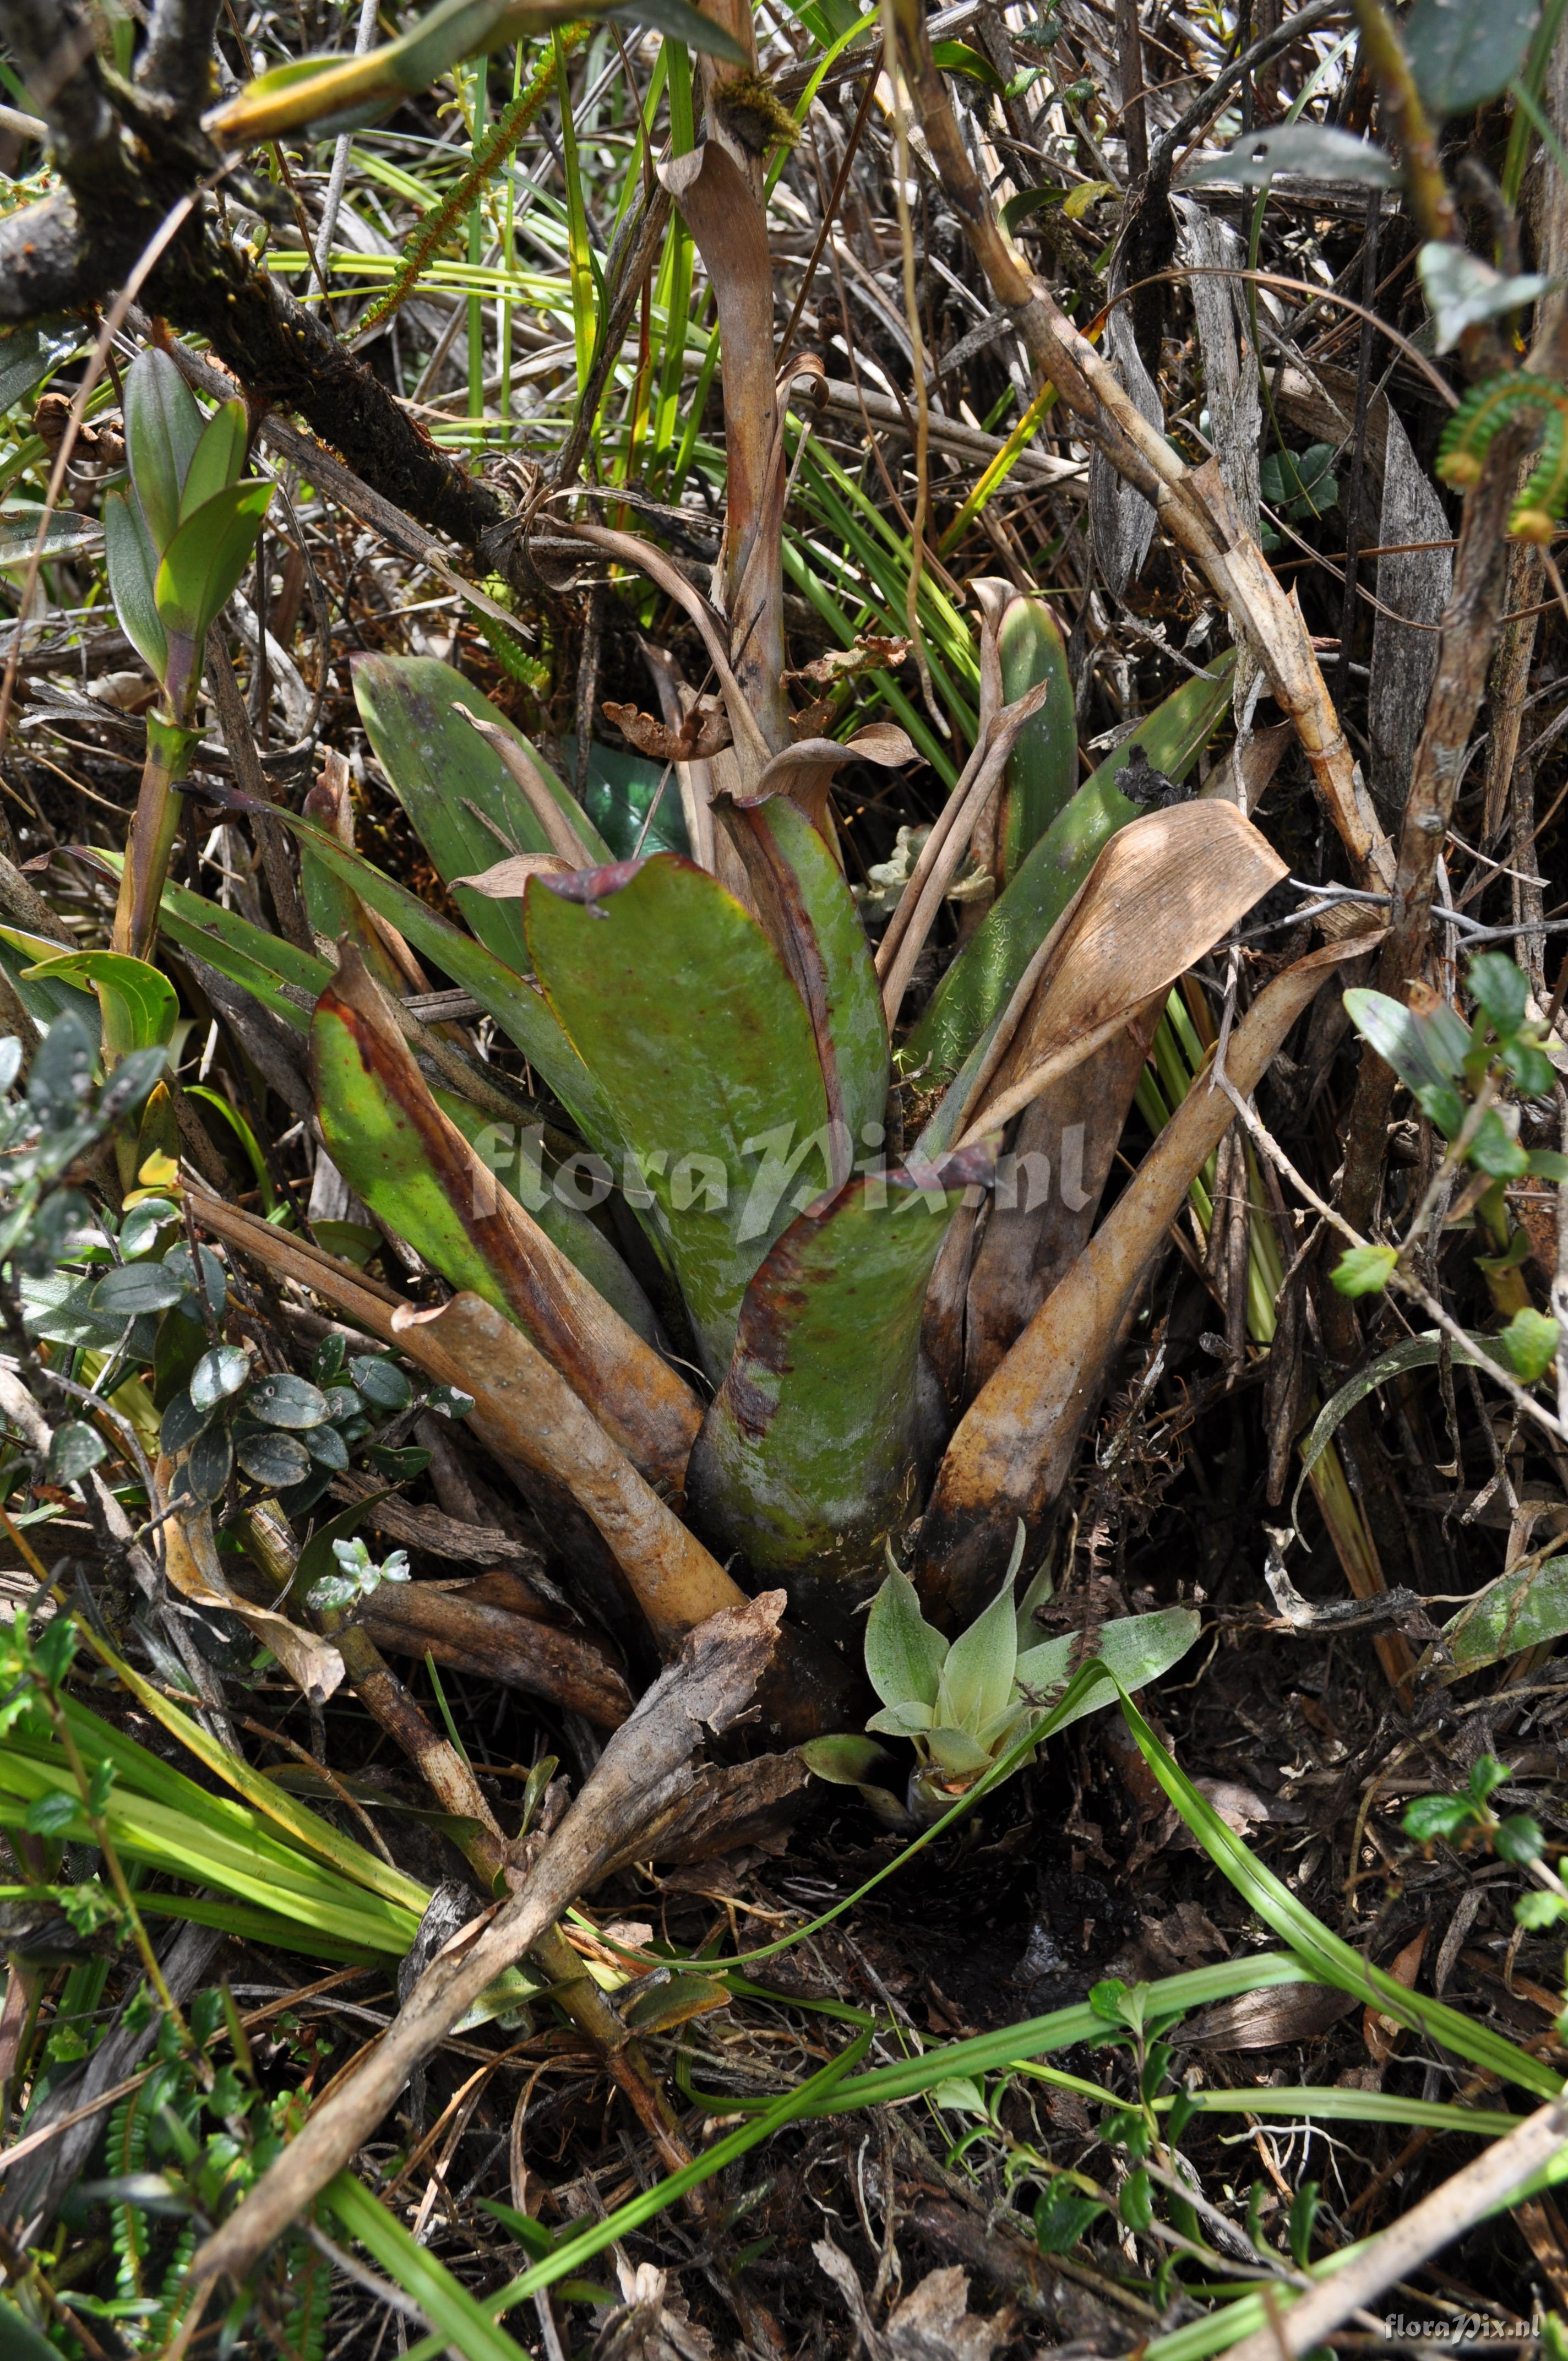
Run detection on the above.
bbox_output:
[103,351,273,962]
[110,21,1298,1706]
[857,1541,1199,1823]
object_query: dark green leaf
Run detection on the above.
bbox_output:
[103,488,168,683]
[351,654,610,978]
[91,1261,187,1317]
[183,1421,234,1504]
[526,854,832,1373]
[1406,0,1539,115]
[120,1197,181,1259]
[687,1147,992,1629]
[348,1355,412,1412]
[1035,2183,1107,2256]
[1468,952,1530,1038]
[364,1443,431,1479]
[234,1428,312,1489]
[1118,2166,1153,2233]
[45,1422,107,1484]
[245,1373,330,1429]
[160,1390,210,1456]
[190,1345,251,1413]
[304,1423,350,1471]
[1494,1813,1544,1866]
[997,594,1076,882]
[162,1244,227,1323]
[25,1789,83,1837]
[122,348,204,554]
[0,322,81,415]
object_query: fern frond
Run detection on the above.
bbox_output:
[1436,373,1568,542]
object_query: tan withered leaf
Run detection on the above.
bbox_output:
[794,634,912,687]
[156,1459,345,1704]
[452,851,571,898]
[916,934,1381,1624]
[602,696,732,763]
[1364,1925,1429,2065]
[956,799,1289,1144]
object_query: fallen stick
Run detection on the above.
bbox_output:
[188,1594,786,2293]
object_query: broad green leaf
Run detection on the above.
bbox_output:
[526,855,832,1373]
[573,734,692,858]
[996,595,1075,883]
[0,502,102,569]
[905,654,1234,1087]
[1342,986,1469,1094]
[352,654,611,976]
[936,1573,1018,1731]
[799,1732,904,1787]
[19,949,177,1059]
[154,478,273,641]
[1013,1606,1200,1732]
[251,807,609,1136]
[83,854,326,1032]
[179,396,249,518]
[685,1146,992,1627]
[1497,1305,1560,1380]
[864,1565,948,1709]
[122,347,204,554]
[1468,950,1531,1038]
[104,487,168,682]
[0,322,82,416]
[1442,1557,1568,1674]
[439,1087,661,1346]
[728,793,889,1154]
[1406,0,1538,115]
[865,1698,936,1736]
[309,946,695,1484]
[1331,1242,1396,1297]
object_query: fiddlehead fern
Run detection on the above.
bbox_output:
[1437,374,1568,543]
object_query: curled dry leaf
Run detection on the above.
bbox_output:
[602,696,732,764]
[954,798,1289,1144]
[155,1457,345,1703]
[794,634,912,687]
[451,851,572,897]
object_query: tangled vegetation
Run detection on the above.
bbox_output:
[3,0,1568,2351]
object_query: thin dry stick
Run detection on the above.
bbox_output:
[1224,2093,1568,2361]
[879,680,1051,1027]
